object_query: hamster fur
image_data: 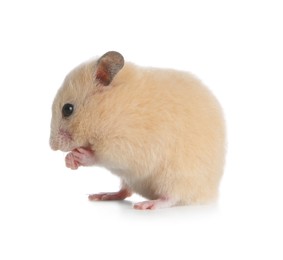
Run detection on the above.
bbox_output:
[50,51,226,210]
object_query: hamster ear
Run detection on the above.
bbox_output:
[95,51,124,86]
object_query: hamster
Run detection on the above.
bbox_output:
[50,51,226,210]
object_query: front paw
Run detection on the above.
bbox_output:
[65,152,80,170]
[70,148,96,167]
[65,148,95,170]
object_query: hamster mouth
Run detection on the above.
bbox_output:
[50,129,74,152]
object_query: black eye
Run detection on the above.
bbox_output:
[62,103,74,118]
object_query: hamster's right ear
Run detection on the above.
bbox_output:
[95,51,124,86]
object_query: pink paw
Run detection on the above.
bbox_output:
[65,152,79,170]
[134,201,157,210]
[65,148,95,170]
[88,189,132,201]
[133,198,175,210]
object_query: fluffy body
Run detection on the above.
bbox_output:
[50,52,226,209]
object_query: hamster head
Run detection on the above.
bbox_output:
[49,51,124,152]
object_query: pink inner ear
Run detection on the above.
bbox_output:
[96,67,111,86]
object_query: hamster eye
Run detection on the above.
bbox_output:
[62,103,74,118]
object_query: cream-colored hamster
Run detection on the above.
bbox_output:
[50,51,226,210]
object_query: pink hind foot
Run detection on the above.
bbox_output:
[88,188,132,201]
[133,198,176,210]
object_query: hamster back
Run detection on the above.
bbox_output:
[50,51,226,209]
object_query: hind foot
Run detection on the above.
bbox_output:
[88,188,132,201]
[133,198,176,210]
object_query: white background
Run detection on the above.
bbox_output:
[0,0,282,259]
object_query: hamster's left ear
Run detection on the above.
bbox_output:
[95,51,124,86]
